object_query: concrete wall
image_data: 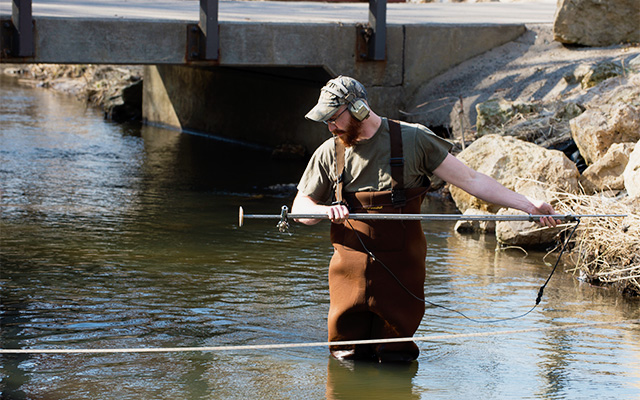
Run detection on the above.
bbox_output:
[143,65,332,153]
[2,17,187,64]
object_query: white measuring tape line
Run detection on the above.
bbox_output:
[1,319,638,354]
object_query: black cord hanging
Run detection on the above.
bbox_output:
[346,218,582,324]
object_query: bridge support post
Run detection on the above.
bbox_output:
[1,0,33,58]
[368,0,386,60]
[187,0,219,61]
[199,0,219,60]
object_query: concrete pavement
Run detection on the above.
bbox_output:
[1,0,557,24]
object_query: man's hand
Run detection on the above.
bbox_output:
[528,198,561,228]
[327,204,350,224]
[292,192,350,225]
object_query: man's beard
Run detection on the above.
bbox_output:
[334,118,363,147]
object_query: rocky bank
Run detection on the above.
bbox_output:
[1,64,144,122]
[403,19,640,295]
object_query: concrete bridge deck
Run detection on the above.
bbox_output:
[1,1,558,152]
[1,1,556,67]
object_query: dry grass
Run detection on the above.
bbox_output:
[551,191,640,296]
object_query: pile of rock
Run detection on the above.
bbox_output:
[1,64,143,122]
[445,1,640,294]
[573,72,640,195]
[451,66,640,294]
[454,60,640,242]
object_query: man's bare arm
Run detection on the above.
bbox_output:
[432,154,559,227]
[291,192,350,225]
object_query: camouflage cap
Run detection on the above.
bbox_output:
[305,76,368,122]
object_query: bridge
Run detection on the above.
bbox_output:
[0,0,556,152]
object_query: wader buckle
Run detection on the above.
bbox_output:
[390,157,404,167]
[391,189,406,208]
[331,200,351,212]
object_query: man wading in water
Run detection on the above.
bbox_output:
[292,76,559,363]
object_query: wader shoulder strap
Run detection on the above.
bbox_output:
[334,136,345,205]
[388,120,406,208]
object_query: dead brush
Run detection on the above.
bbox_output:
[551,190,639,296]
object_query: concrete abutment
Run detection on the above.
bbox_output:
[142,24,526,154]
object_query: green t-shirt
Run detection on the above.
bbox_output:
[297,118,453,203]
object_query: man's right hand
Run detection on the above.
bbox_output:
[292,191,351,226]
[327,204,350,224]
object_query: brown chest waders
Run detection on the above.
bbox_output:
[328,120,429,362]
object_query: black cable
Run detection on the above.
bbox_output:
[345,218,581,324]
[534,219,581,306]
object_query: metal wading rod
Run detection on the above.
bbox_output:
[238,206,626,228]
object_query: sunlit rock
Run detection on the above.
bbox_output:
[450,135,579,214]
[554,0,640,46]
[495,208,561,246]
[570,103,640,165]
[454,208,496,234]
[624,140,640,198]
[580,142,635,194]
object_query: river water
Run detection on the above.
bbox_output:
[1,74,639,400]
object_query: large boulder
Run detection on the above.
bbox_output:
[580,142,635,194]
[570,103,640,165]
[104,80,143,122]
[554,0,640,46]
[495,208,561,247]
[568,72,640,165]
[494,179,565,246]
[449,135,580,213]
[624,141,640,197]
[454,208,496,234]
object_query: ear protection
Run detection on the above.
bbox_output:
[322,79,371,121]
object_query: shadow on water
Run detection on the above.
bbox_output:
[0,269,29,400]
[134,123,308,195]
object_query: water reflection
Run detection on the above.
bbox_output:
[1,74,640,399]
[326,358,419,400]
